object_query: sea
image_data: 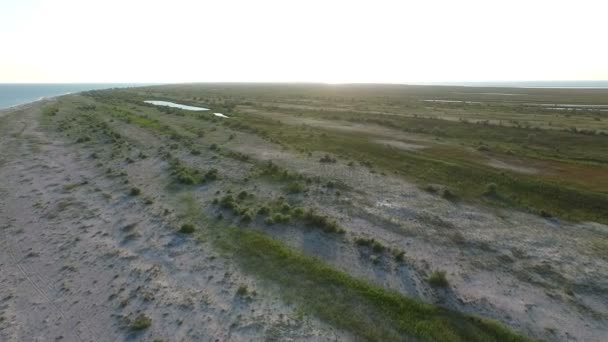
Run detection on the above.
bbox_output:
[0,84,143,109]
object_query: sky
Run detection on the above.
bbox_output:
[1,0,607,84]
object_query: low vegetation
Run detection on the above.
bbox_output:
[128,313,152,331]
[428,270,449,287]
[169,158,218,185]
[213,194,345,234]
[43,85,606,341]
[214,226,528,341]
[179,223,196,234]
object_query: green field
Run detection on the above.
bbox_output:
[33,83,608,341]
[88,84,608,223]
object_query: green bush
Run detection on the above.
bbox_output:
[303,209,340,233]
[428,270,449,287]
[236,284,248,296]
[271,212,291,223]
[205,168,219,180]
[129,187,141,196]
[220,195,237,210]
[179,223,196,234]
[285,181,306,193]
[424,184,439,193]
[292,207,305,218]
[129,314,151,331]
[241,210,254,223]
[484,183,498,196]
[441,188,457,201]
[280,203,292,214]
[372,241,385,253]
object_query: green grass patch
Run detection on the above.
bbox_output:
[235,115,608,224]
[213,226,529,342]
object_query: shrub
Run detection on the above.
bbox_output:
[238,191,248,200]
[236,284,248,296]
[424,184,439,194]
[205,168,219,181]
[292,207,305,218]
[43,106,59,116]
[170,159,205,184]
[241,210,254,223]
[176,171,198,184]
[394,251,405,262]
[179,223,196,234]
[129,187,141,196]
[361,160,373,168]
[220,195,236,209]
[372,241,385,253]
[284,181,306,193]
[441,188,457,200]
[484,183,498,196]
[271,213,291,223]
[257,206,270,215]
[319,154,337,163]
[279,203,291,214]
[129,314,151,331]
[428,270,449,287]
[303,209,339,233]
[355,237,373,247]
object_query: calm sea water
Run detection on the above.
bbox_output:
[0,84,141,109]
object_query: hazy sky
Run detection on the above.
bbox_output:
[1,0,607,83]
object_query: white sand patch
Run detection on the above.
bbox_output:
[486,158,538,174]
[374,139,425,151]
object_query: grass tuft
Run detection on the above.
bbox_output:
[428,270,449,287]
[129,314,151,331]
[179,223,196,234]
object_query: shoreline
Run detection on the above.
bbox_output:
[0,83,147,112]
[0,95,59,117]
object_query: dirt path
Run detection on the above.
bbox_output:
[0,106,343,341]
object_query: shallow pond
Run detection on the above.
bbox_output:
[144,100,209,111]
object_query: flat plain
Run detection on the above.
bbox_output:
[1,83,607,341]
